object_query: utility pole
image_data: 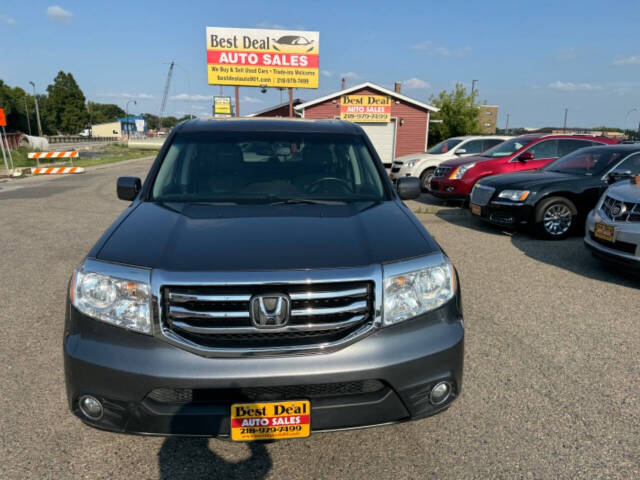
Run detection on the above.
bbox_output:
[24,96,32,135]
[471,79,478,101]
[235,86,240,117]
[29,81,43,137]
[563,108,568,132]
[505,113,510,134]
[126,100,137,140]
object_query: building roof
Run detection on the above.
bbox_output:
[294,82,439,113]
[246,99,303,117]
[178,117,362,134]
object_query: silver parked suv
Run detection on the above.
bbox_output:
[585,176,640,270]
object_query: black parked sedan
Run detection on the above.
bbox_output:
[469,145,640,238]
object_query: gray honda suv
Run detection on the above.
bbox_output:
[64,118,464,441]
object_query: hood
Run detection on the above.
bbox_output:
[394,152,438,163]
[607,178,640,200]
[439,154,489,168]
[96,202,438,271]
[477,170,581,190]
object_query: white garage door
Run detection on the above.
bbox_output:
[358,120,396,166]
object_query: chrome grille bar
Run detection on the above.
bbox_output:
[289,287,368,300]
[291,300,368,317]
[169,292,251,303]
[169,306,250,319]
[171,314,367,334]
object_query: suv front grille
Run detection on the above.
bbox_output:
[433,166,451,177]
[470,184,496,206]
[162,281,374,351]
[601,195,640,222]
[146,380,386,404]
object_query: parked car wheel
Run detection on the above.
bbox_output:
[420,168,435,192]
[535,196,577,239]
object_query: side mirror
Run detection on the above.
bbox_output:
[518,151,534,162]
[396,177,421,200]
[454,148,467,155]
[607,169,633,184]
[117,176,141,201]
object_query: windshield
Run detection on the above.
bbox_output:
[481,137,533,158]
[150,132,387,204]
[427,138,463,154]
[545,148,627,176]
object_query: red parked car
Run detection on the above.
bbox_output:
[429,134,619,201]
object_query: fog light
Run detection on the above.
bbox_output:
[79,395,103,420]
[429,381,451,405]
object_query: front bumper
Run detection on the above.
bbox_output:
[471,201,534,228]
[584,210,640,270]
[429,177,472,200]
[64,298,464,437]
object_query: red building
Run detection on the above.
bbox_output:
[294,82,438,166]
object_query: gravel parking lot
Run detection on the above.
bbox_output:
[1,158,638,479]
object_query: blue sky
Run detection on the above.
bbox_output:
[2,0,640,128]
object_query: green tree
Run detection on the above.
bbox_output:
[88,102,126,124]
[45,71,89,134]
[428,83,480,145]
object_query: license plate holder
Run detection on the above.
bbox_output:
[230,400,310,441]
[471,203,482,216]
[594,223,615,243]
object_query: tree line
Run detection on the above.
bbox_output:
[0,71,190,136]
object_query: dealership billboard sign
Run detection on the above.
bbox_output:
[206,27,319,89]
[339,95,391,122]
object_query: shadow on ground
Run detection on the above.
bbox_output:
[434,205,640,288]
[158,438,272,480]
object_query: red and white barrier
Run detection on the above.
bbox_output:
[31,167,85,175]
[28,151,79,159]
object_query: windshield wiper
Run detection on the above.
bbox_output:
[270,198,346,206]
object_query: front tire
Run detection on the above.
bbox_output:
[535,196,577,239]
[419,168,435,193]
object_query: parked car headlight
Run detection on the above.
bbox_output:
[405,159,418,168]
[71,262,152,334]
[497,190,530,201]
[449,163,476,179]
[383,256,456,326]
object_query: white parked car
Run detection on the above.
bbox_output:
[390,135,512,191]
[585,175,640,271]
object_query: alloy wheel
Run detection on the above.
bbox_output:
[543,204,572,236]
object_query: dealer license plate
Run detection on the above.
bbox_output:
[230,400,310,441]
[594,223,615,243]
[471,203,482,216]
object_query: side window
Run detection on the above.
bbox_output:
[558,139,592,157]
[483,139,503,151]
[527,140,558,159]
[460,140,484,154]
[616,153,640,175]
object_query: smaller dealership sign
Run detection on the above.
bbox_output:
[339,95,391,122]
[206,27,319,89]
[213,96,232,117]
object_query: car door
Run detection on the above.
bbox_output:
[455,139,485,157]
[515,139,559,171]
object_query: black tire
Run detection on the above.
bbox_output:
[534,196,577,239]
[419,168,436,193]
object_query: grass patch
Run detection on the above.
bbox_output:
[6,144,154,170]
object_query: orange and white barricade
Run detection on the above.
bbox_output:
[31,166,85,175]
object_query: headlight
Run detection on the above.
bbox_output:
[71,261,152,334]
[497,190,530,201]
[449,163,476,179]
[405,159,418,168]
[383,255,456,326]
